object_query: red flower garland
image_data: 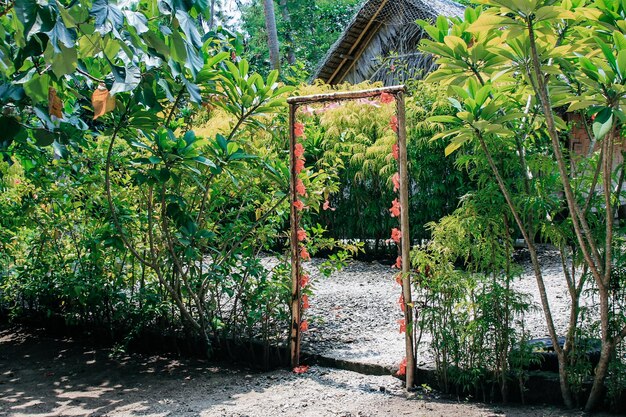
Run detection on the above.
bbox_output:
[389,198,401,217]
[396,357,407,376]
[389,115,398,133]
[294,122,306,138]
[294,121,312,338]
[398,319,406,333]
[392,172,400,193]
[293,365,310,374]
[380,92,395,104]
[300,320,309,332]
[296,178,307,196]
[390,227,402,243]
[392,143,399,160]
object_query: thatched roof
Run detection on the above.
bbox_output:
[312,0,465,85]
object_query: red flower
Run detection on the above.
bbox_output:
[390,115,398,132]
[295,158,305,174]
[300,320,309,332]
[296,178,307,196]
[392,143,399,160]
[300,247,311,261]
[294,143,305,158]
[297,228,307,242]
[389,198,401,217]
[300,274,309,288]
[392,172,400,192]
[398,293,405,312]
[302,294,310,309]
[294,122,306,138]
[380,92,394,104]
[398,319,406,333]
[293,365,310,374]
[391,227,401,243]
[393,256,402,269]
[395,273,402,286]
[293,200,305,211]
[322,199,336,211]
[396,357,407,376]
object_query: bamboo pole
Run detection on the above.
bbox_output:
[289,103,301,368]
[396,91,415,390]
[286,85,405,105]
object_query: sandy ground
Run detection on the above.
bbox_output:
[0,327,604,417]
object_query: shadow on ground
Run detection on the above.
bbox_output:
[0,325,602,417]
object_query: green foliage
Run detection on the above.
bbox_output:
[239,0,360,77]
[290,81,469,249]
[0,0,309,353]
[411,190,534,400]
[417,0,626,409]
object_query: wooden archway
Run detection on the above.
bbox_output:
[286,85,416,389]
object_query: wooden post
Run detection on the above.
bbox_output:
[289,103,301,368]
[396,91,415,390]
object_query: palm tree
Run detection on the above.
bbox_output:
[263,0,281,70]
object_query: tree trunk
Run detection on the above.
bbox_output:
[278,0,296,65]
[263,0,281,71]
[208,0,216,31]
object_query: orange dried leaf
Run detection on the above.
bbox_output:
[92,84,115,120]
[48,88,63,118]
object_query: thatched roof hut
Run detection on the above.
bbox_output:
[312,0,464,86]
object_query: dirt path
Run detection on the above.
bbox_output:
[0,327,599,417]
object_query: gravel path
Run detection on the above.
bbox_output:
[302,259,405,370]
[0,327,604,417]
[299,246,592,371]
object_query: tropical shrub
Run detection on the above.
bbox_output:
[418,0,626,410]
[411,186,534,402]
[0,0,301,354]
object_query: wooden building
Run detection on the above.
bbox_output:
[311,0,464,86]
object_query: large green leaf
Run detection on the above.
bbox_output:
[183,78,201,104]
[110,64,141,95]
[175,10,202,48]
[90,0,124,34]
[46,17,76,51]
[592,107,613,139]
[14,0,40,39]
[0,116,22,146]
[51,45,78,78]
[23,73,50,103]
